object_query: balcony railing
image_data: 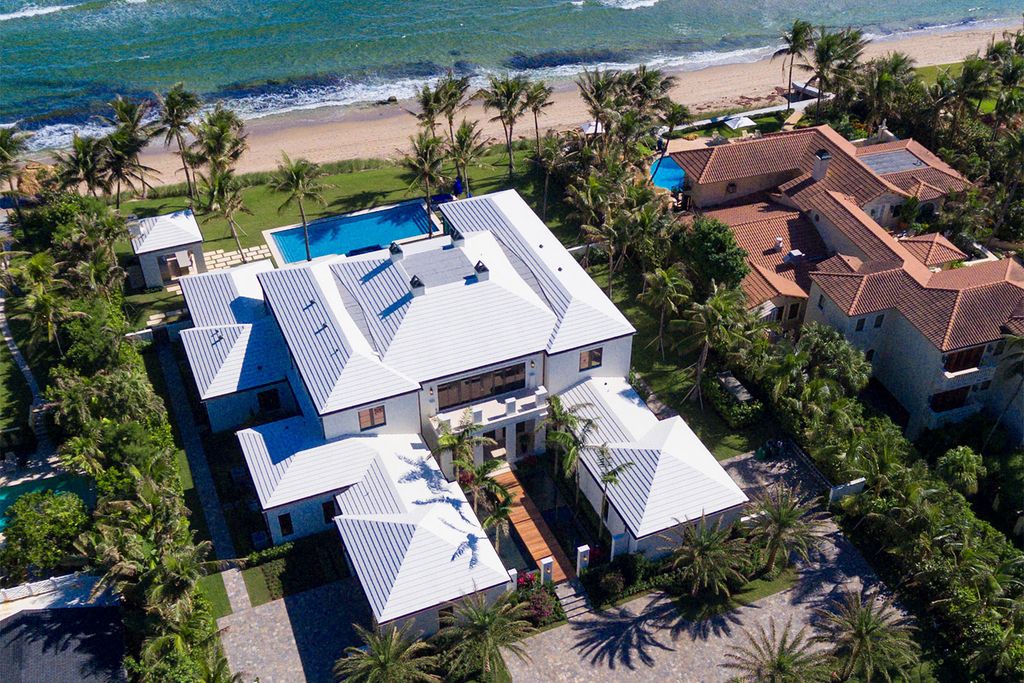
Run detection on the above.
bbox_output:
[926,400,982,430]
[430,385,549,433]
[937,363,995,391]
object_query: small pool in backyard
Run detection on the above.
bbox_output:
[650,155,685,191]
[0,473,95,530]
[270,201,432,263]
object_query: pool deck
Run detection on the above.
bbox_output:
[494,469,575,584]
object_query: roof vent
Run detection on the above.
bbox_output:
[450,227,465,247]
[474,260,490,282]
[774,236,784,252]
[812,149,832,181]
[409,275,426,297]
[389,242,404,262]
[783,249,805,265]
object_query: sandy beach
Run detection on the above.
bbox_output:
[138,22,1019,184]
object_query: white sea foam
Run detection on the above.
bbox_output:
[598,0,663,9]
[0,3,75,21]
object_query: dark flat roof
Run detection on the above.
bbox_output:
[0,607,126,683]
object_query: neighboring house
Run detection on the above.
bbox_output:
[0,574,125,683]
[129,209,206,289]
[177,189,748,635]
[672,126,1024,442]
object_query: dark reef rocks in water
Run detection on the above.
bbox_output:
[504,48,634,70]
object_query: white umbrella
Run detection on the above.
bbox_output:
[579,120,604,136]
[724,116,757,130]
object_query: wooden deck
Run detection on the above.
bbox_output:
[493,470,575,584]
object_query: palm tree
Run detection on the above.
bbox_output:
[582,205,630,299]
[524,80,554,158]
[747,485,826,574]
[773,20,815,111]
[431,411,495,480]
[477,74,529,181]
[537,395,591,480]
[411,82,443,136]
[656,101,691,164]
[483,493,512,554]
[333,623,439,683]
[937,445,986,496]
[437,591,535,680]
[101,95,157,197]
[53,134,108,197]
[640,265,692,359]
[273,153,327,262]
[402,131,448,231]
[448,119,488,197]
[723,618,829,683]
[813,589,918,682]
[14,288,83,356]
[671,282,750,407]
[104,127,155,210]
[801,27,868,121]
[436,71,471,144]
[202,167,252,260]
[155,83,202,205]
[547,417,597,510]
[457,457,510,517]
[197,646,244,683]
[537,132,573,221]
[665,516,747,598]
[576,69,619,145]
[190,104,248,175]
[859,52,916,134]
[0,127,29,221]
[594,444,633,537]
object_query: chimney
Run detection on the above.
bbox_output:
[783,249,805,265]
[450,227,465,247]
[409,275,425,297]
[774,236,784,252]
[812,149,831,181]
[389,241,404,262]
[474,260,490,282]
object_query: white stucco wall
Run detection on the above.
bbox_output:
[321,391,422,440]
[138,241,206,289]
[381,581,511,638]
[544,336,633,395]
[206,380,297,433]
[417,352,546,422]
[265,493,341,545]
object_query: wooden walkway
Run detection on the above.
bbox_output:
[493,470,575,584]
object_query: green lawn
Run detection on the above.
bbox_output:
[674,566,798,621]
[0,330,32,434]
[915,62,998,114]
[198,573,232,620]
[240,532,350,607]
[124,287,188,329]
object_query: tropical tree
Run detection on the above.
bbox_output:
[477,74,529,181]
[665,516,747,598]
[190,105,248,175]
[0,127,29,220]
[14,287,83,356]
[537,132,573,220]
[333,623,439,683]
[437,591,535,680]
[682,215,750,289]
[54,134,108,197]
[747,485,825,573]
[483,493,513,553]
[524,80,554,158]
[411,82,443,136]
[101,95,157,200]
[594,444,633,537]
[154,83,202,204]
[430,410,496,481]
[202,167,252,260]
[937,445,987,496]
[436,70,471,144]
[576,68,619,146]
[0,490,89,583]
[774,19,815,111]
[640,264,692,358]
[722,618,829,683]
[537,395,591,479]
[402,131,448,230]
[273,153,327,262]
[448,119,488,196]
[457,457,510,517]
[800,27,869,120]
[813,589,919,682]
[547,416,597,509]
[657,101,691,164]
[859,52,917,134]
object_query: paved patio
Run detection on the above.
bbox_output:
[218,578,372,683]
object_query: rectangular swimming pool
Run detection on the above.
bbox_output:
[270,201,432,263]
[0,473,95,530]
[650,155,685,192]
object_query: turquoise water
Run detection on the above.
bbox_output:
[651,155,685,191]
[272,201,431,262]
[0,473,95,530]
[1,1,1019,149]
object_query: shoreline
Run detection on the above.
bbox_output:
[98,18,1018,184]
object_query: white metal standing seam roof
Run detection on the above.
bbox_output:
[330,232,556,381]
[178,260,275,328]
[335,448,509,624]
[561,378,748,538]
[129,209,203,255]
[178,320,290,400]
[438,191,635,353]
[236,416,424,509]
[256,264,419,415]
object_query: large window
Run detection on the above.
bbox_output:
[358,405,387,431]
[437,363,527,411]
[930,387,970,413]
[943,346,984,373]
[579,347,603,371]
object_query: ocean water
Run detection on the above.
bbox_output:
[1,0,1020,150]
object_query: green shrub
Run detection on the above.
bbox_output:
[0,490,89,585]
[702,373,764,429]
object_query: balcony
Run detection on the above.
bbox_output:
[926,399,982,431]
[937,363,995,391]
[430,385,549,434]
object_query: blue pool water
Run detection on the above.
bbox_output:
[0,473,95,530]
[651,156,685,192]
[272,201,432,263]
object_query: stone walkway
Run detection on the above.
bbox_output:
[217,578,372,683]
[206,245,273,270]
[156,343,236,560]
[222,568,251,613]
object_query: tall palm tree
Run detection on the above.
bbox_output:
[430,411,495,480]
[333,623,440,683]
[671,282,750,407]
[437,591,535,680]
[14,288,83,356]
[594,444,633,537]
[155,83,202,205]
[723,618,829,683]
[54,134,108,197]
[411,82,443,136]
[773,20,815,111]
[101,95,157,197]
[273,153,327,262]
[547,417,597,510]
[0,127,29,221]
[859,52,917,134]
[537,395,591,480]
[524,80,554,158]
[936,445,986,496]
[656,101,691,165]
[800,27,868,121]
[747,485,825,574]
[402,131,448,232]
[665,516,747,598]
[457,457,510,517]
[448,119,488,197]
[537,132,573,221]
[104,127,155,210]
[640,265,692,359]
[483,493,512,554]
[436,70,471,144]
[190,104,248,175]
[202,167,251,260]
[576,68,619,146]
[477,74,529,182]
[581,204,630,299]
[813,589,918,682]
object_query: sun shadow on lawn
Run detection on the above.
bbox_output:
[570,596,678,671]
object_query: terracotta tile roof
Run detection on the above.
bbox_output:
[703,202,827,306]
[899,233,967,267]
[857,139,970,199]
